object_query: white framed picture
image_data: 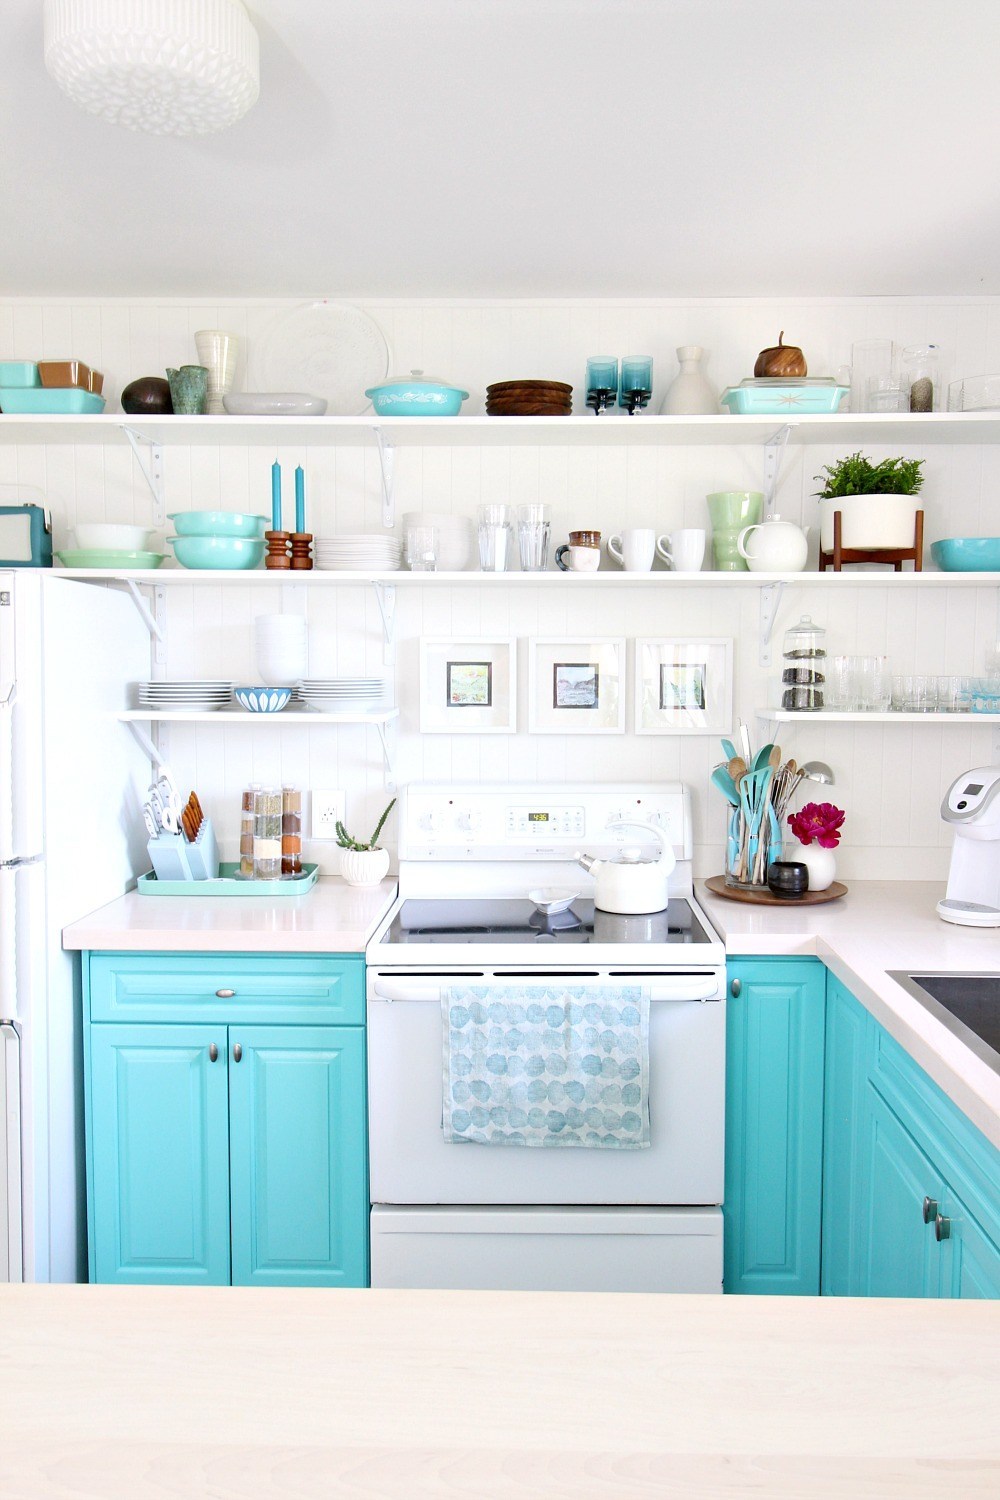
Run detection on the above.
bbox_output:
[419,637,517,733]
[528,637,626,734]
[633,637,733,735]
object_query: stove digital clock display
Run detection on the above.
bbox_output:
[528,812,550,822]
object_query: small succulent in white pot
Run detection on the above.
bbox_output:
[336,798,395,886]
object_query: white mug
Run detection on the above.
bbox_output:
[657,528,707,572]
[607,528,655,572]
[555,543,601,572]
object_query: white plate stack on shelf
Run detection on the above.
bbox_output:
[295,677,390,714]
[255,614,309,686]
[313,535,402,572]
[137,680,233,713]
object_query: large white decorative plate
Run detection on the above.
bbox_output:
[252,301,390,415]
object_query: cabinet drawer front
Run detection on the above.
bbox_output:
[88,953,364,1025]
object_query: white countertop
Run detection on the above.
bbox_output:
[3,1285,997,1499]
[699,878,1000,1151]
[61,877,398,954]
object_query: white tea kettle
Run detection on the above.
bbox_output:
[737,515,810,572]
[575,820,676,914]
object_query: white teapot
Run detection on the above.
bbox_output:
[737,515,810,572]
[575,820,676,914]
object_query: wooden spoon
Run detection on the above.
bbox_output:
[728,755,748,783]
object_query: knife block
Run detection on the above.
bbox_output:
[146,818,219,881]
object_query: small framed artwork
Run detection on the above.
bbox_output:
[528,637,626,734]
[633,637,733,735]
[419,637,517,733]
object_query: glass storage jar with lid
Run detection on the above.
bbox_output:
[781,614,826,711]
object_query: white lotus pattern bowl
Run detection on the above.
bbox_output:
[234,685,291,713]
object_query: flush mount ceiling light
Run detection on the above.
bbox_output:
[43,0,260,136]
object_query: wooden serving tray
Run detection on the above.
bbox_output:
[704,875,848,906]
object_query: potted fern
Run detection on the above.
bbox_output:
[336,797,395,887]
[814,451,925,552]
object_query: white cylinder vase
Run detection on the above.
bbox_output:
[793,841,837,892]
[340,847,390,886]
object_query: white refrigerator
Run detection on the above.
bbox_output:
[0,570,150,1281]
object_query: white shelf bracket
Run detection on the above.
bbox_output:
[758,581,784,667]
[373,581,396,652]
[762,424,791,517]
[374,719,396,789]
[121,426,165,527]
[124,717,169,773]
[373,427,395,529]
[122,579,165,650]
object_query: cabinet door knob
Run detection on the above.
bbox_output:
[730,978,741,998]
[208,1043,219,1063]
[215,988,236,999]
[232,1043,243,1063]
[922,1196,938,1224]
[935,1212,951,1242]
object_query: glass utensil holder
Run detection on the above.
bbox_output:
[724,802,781,891]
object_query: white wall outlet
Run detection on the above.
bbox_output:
[311,789,346,840]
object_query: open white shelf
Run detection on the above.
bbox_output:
[117,708,398,726]
[5,410,1000,447]
[765,710,1000,724]
[53,566,1000,588]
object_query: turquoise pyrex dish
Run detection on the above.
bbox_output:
[721,380,848,415]
[365,369,469,416]
[0,388,105,414]
[931,537,1000,571]
[168,510,268,538]
[167,535,265,570]
[0,361,40,388]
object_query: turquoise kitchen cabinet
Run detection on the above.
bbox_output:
[89,1023,232,1285]
[83,953,368,1288]
[822,975,1000,1299]
[724,957,827,1295]
[228,1025,368,1287]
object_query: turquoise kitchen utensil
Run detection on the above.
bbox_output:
[711,766,739,805]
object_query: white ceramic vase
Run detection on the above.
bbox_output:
[793,840,837,892]
[659,345,719,415]
[195,328,239,416]
[818,493,921,552]
[340,846,390,886]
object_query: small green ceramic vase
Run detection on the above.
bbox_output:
[166,365,209,415]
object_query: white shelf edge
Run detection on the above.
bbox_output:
[53,567,1000,588]
[116,708,399,725]
[763,710,1000,723]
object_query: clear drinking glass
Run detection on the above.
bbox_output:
[850,339,905,413]
[477,503,514,572]
[405,524,438,572]
[517,504,551,571]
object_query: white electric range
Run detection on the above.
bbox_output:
[366,783,726,1294]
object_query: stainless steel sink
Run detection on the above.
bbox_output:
[888,971,1000,1076]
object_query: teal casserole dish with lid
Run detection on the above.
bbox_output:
[365,368,469,416]
[721,378,848,415]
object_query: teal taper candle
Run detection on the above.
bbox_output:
[271,461,282,532]
[295,465,305,534]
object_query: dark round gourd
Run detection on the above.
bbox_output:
[121,376,174,415]
[754,332,807,379]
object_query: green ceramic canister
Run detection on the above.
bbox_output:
[706,490,764,571]
[166,365,210,415]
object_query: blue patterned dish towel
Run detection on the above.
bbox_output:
[442,984,650,1148]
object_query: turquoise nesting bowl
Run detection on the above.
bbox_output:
[167,535,265,570]
[931,538,1000,572]
[168,510,268,538]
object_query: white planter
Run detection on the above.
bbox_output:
[819,493,921,552]
[792,841,837,892]
[340,847,390,886]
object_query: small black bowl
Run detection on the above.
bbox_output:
[767,861,809,899]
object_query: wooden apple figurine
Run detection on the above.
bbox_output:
[754,332,807,378]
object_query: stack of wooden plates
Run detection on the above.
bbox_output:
[486,380,573,416]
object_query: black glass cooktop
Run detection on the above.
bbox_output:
[383,898,713,946]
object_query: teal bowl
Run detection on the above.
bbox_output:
[167,535,265,570]
[931,538,1000,572]
[167,510,268,538]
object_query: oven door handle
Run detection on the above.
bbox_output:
[371,977,721,1004]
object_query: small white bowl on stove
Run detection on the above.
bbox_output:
[529,888,579,915]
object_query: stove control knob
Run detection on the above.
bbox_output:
[419,811,441,832]
[456,810,481,832]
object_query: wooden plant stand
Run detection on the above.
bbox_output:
[819,509,923,572]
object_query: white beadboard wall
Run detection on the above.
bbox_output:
[4,294,1000,882]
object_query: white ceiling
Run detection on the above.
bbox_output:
[4,0,1000,298]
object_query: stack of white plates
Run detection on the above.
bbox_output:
[313,535,402,572]
[295,677,389,714]
[137,680,233,713]
[255,613,309,686]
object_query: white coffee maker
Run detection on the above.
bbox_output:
[938,765,1000,926]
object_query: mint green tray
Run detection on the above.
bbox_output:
[137,861,319,896]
